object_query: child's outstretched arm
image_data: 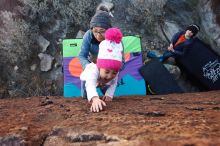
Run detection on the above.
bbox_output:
[102,96,112,101]
[104,75,118,99]
[90,96,106,112]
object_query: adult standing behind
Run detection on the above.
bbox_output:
[78,6,112,69]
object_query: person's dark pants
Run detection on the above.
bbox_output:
[147,50,176,62]
[159,51,176,62]
[81,81,110,99]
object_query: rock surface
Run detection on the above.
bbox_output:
[0,91,220,146]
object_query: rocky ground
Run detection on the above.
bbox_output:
[0,91,220,146]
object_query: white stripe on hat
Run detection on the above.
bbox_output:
[98,40,123,62]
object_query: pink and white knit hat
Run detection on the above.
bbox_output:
[96,28,123,71]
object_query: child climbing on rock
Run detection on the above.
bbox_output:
[80,28,123,112]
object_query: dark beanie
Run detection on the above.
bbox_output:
[186,24,200,37]
[90,10,112,29]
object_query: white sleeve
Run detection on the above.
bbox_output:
[80,63,99,101]
[104,75,118,98]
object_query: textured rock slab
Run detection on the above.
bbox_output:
[0,91,220,145]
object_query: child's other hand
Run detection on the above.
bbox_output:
[90,96,106,112]
[102,96,112,102]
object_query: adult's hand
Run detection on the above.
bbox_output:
[167,44,174,52]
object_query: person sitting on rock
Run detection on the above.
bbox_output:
[148,24,200,62]
[80,28,123,112]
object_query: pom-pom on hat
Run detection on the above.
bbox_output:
[105,27,123,44]
[186,24,200,37]
[96,28,123,71]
